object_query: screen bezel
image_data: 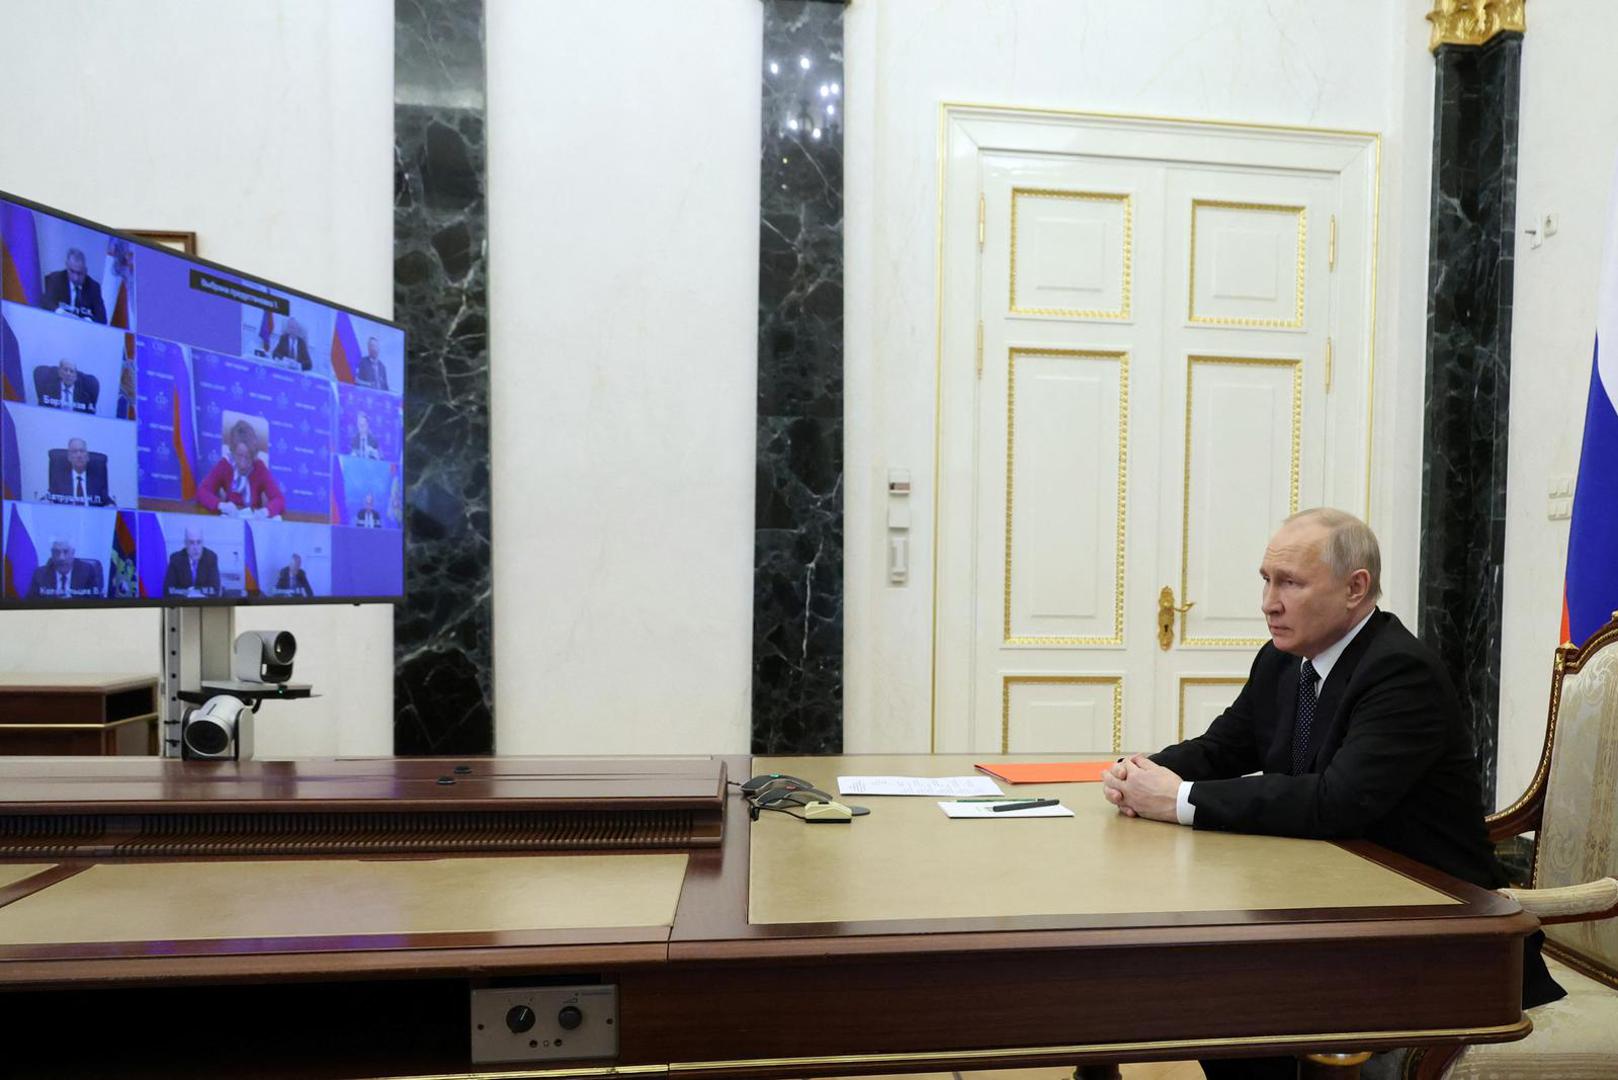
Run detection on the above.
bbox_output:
[0,188,408,610]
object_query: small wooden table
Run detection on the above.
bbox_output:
[0,674,159,756]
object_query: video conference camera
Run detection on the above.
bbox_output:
[232,630,296,684]
[180,694,254,761]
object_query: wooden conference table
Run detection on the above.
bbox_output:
[0,754,1534,1078]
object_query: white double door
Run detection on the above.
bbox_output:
[933,110,1377,756]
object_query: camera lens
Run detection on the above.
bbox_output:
[270,632,296,662]
[184,718,231,757]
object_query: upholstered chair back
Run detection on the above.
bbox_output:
[1535,630,1618,973]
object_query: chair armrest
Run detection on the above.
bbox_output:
[1485,798,1542,844]
[1501,878,1618,924]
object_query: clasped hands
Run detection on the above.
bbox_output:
[1100,753,1183,823]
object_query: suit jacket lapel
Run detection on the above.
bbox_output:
[1267,658,1300,772]
[1302,611,1386,770]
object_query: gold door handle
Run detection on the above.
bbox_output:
[1157,586,1195,651]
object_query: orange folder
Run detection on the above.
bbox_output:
[974,760,1115,784]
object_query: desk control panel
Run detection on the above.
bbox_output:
[470,984,618,1064]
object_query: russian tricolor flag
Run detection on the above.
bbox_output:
[1563,163,1618,646]
[330,311,359,384]
[0,202,42,307]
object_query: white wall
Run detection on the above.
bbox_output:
[485,0,760,754]
[1,1,1587,782]
[842,0,1435,752]
[1498,3,1618,807]
[0,0,396,757]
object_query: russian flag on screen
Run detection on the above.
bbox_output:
[1,405,19,501]
[1563,160,1618,646]
[137,513,169,598]
[3,505,37,598]
[242,523,259,594]
[110,512,140,599]
[1,308,22,403]
[0,202,41,307]
[330,311,358,384]
[104,236,133,330]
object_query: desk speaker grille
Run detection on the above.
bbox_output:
[0,808,717,858]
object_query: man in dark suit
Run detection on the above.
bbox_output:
[26,539,102,599]
[351,413,380,459]
[40,248,107,323]
[355,336,389,391]
[275,553,314,598]
[271,317,312,371]
[1101,508,1562,1078]
[354,493,382,528]
[163,527,221,598]
[47,438,114,506]
[37,359,99,414]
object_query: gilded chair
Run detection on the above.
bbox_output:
[1407,612,1618,1079]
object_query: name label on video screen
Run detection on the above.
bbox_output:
[188,270,290,315]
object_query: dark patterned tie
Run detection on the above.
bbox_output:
[1293,659,1319,774]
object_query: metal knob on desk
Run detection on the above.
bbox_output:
[505,1005,536,1033]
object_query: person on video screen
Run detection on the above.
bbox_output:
[47,437,115,506]
[354,493,383,529]
[38,358,99,414]
[271,317,312,372]
[276,553,314,598]
[356,336,389,391]
[163,527,220,598]
[115,361,137,420]
[40,248,107,324]
[196,424,285,519]
[351,413,380,459]
[26,538,103,599]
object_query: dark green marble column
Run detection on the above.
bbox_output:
[1420,31,1522,805]
[752,1,847,754]
[393,0,494,754]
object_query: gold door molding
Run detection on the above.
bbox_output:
[1002,674,1124,754]
[1009,187,1134,319]
[1177,676,1249,741]
[1004,348,1130,646]
[1178,355,1302,648]
[1187,199,1308,329]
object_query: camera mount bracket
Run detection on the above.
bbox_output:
[160,606,316,759]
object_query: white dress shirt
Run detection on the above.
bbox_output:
[1174,609,1377,826]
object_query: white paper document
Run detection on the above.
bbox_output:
[835,775,1004,797]
[937,800,1075,819]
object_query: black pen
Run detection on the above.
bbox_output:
[992,798,1059,812]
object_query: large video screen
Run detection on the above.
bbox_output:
[0,193,404,607]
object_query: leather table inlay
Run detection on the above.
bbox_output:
[0,853,688,945]
[0,864,53,891]
[750,755,1455,924]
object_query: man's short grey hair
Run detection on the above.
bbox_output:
[1284,507,1382,603]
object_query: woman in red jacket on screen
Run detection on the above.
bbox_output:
[196,429,286,519]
